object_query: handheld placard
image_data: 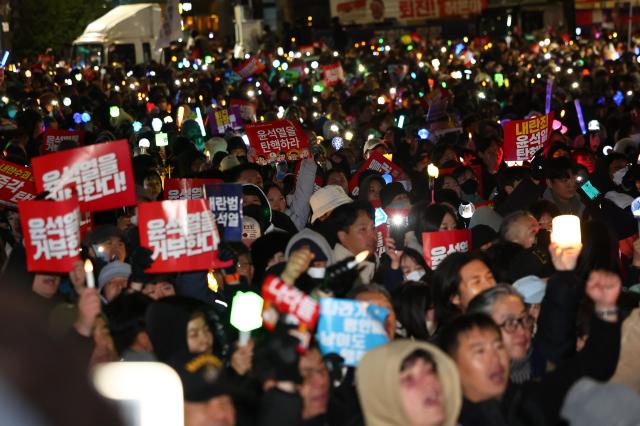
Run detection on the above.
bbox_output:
[230,291,264,346]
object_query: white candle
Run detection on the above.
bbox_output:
[551,215,581,248]
[84,259,95,289]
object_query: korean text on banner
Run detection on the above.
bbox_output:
[322,63,344,87]
[422,229,472,269]
[0,160,36,207]
[348,151,404,196]
[42,129,84,153]
[164,178,223,200]
[18,198,80,272]
[32,139,136,212]
[503,113,554,162]
[204,183,243,241]
[138,199,227,273]
[245,119,310,164]
[261,275,320,331]
[317,298,389,366]
[234,56,266,79]
[207,107,243,135]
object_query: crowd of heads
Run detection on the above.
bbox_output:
[3,22,640,426]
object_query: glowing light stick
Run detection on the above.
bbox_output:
[230,291,264,346]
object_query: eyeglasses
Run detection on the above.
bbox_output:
[498,315,535,333]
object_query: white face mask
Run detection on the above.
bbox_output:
[405,270,425,282]
[307,267,326,279]
[613,166,628,185]
[130,214,138,226]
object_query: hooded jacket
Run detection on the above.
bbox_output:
[285,228,335,266]
[355,340,461,426]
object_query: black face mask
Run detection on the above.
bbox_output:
[460,179,479,195]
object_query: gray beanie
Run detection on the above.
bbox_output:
[98,261,132,291]
[561,378,640,426]
[285,228,335,266]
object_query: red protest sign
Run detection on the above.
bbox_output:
[230,99,257,122]
[32,139,136,212]
[18,198,80,272]
[503,113,554,161]
[261,275,320,331]
[422,229,472,269]
[42,128,84,153]
[348,151,404,196]
[138,199,228,273]
[0,160,37,208]
[322,63,344,87]
[245,119,310,164]
[163,178,223,200]
[234,56,266,79]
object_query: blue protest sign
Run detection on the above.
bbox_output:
[316,298,389,366]
[204,183,243,241]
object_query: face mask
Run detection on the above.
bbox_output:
[130,214,138,226]
[405,270,425,282]
[460,179,479,195]
[307,267,326,279]
[613,166,628,185]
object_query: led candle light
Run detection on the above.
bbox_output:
[84,259,95,289]
[427,164,439,202]
[551,215,581,248]
[230,291,264,346]
[92,362,184,426]
[347,250,370,269]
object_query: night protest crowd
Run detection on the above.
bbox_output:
[4,23,640,426]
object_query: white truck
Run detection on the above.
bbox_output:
[72,3,164,67]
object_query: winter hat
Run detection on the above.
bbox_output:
[363,138,387,155]
[285,228,335,265]
[310,185,353,223]
[357,340,461,426]
[173,352,230,402]
[205,137,228,156]
[469,206,503,232]
[98,261,132,291]
[379,182,407,208]
[513,275,546,304]
[561,378,640,426]
[220,154,241,172]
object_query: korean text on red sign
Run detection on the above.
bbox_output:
[245,119,310,164]
[234,56,266,79]
[322,63,344,87]
[316,298,389,366]
[42,129,84,153]
[0,160,36,207]
[503,113,554,162]
[348,151,404,196]
[422,229,472,269]
[138,199,225,273]
[261,275,320,331]
[32,139,136,212]
[163,178,223,200]
[18,198,80,272]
